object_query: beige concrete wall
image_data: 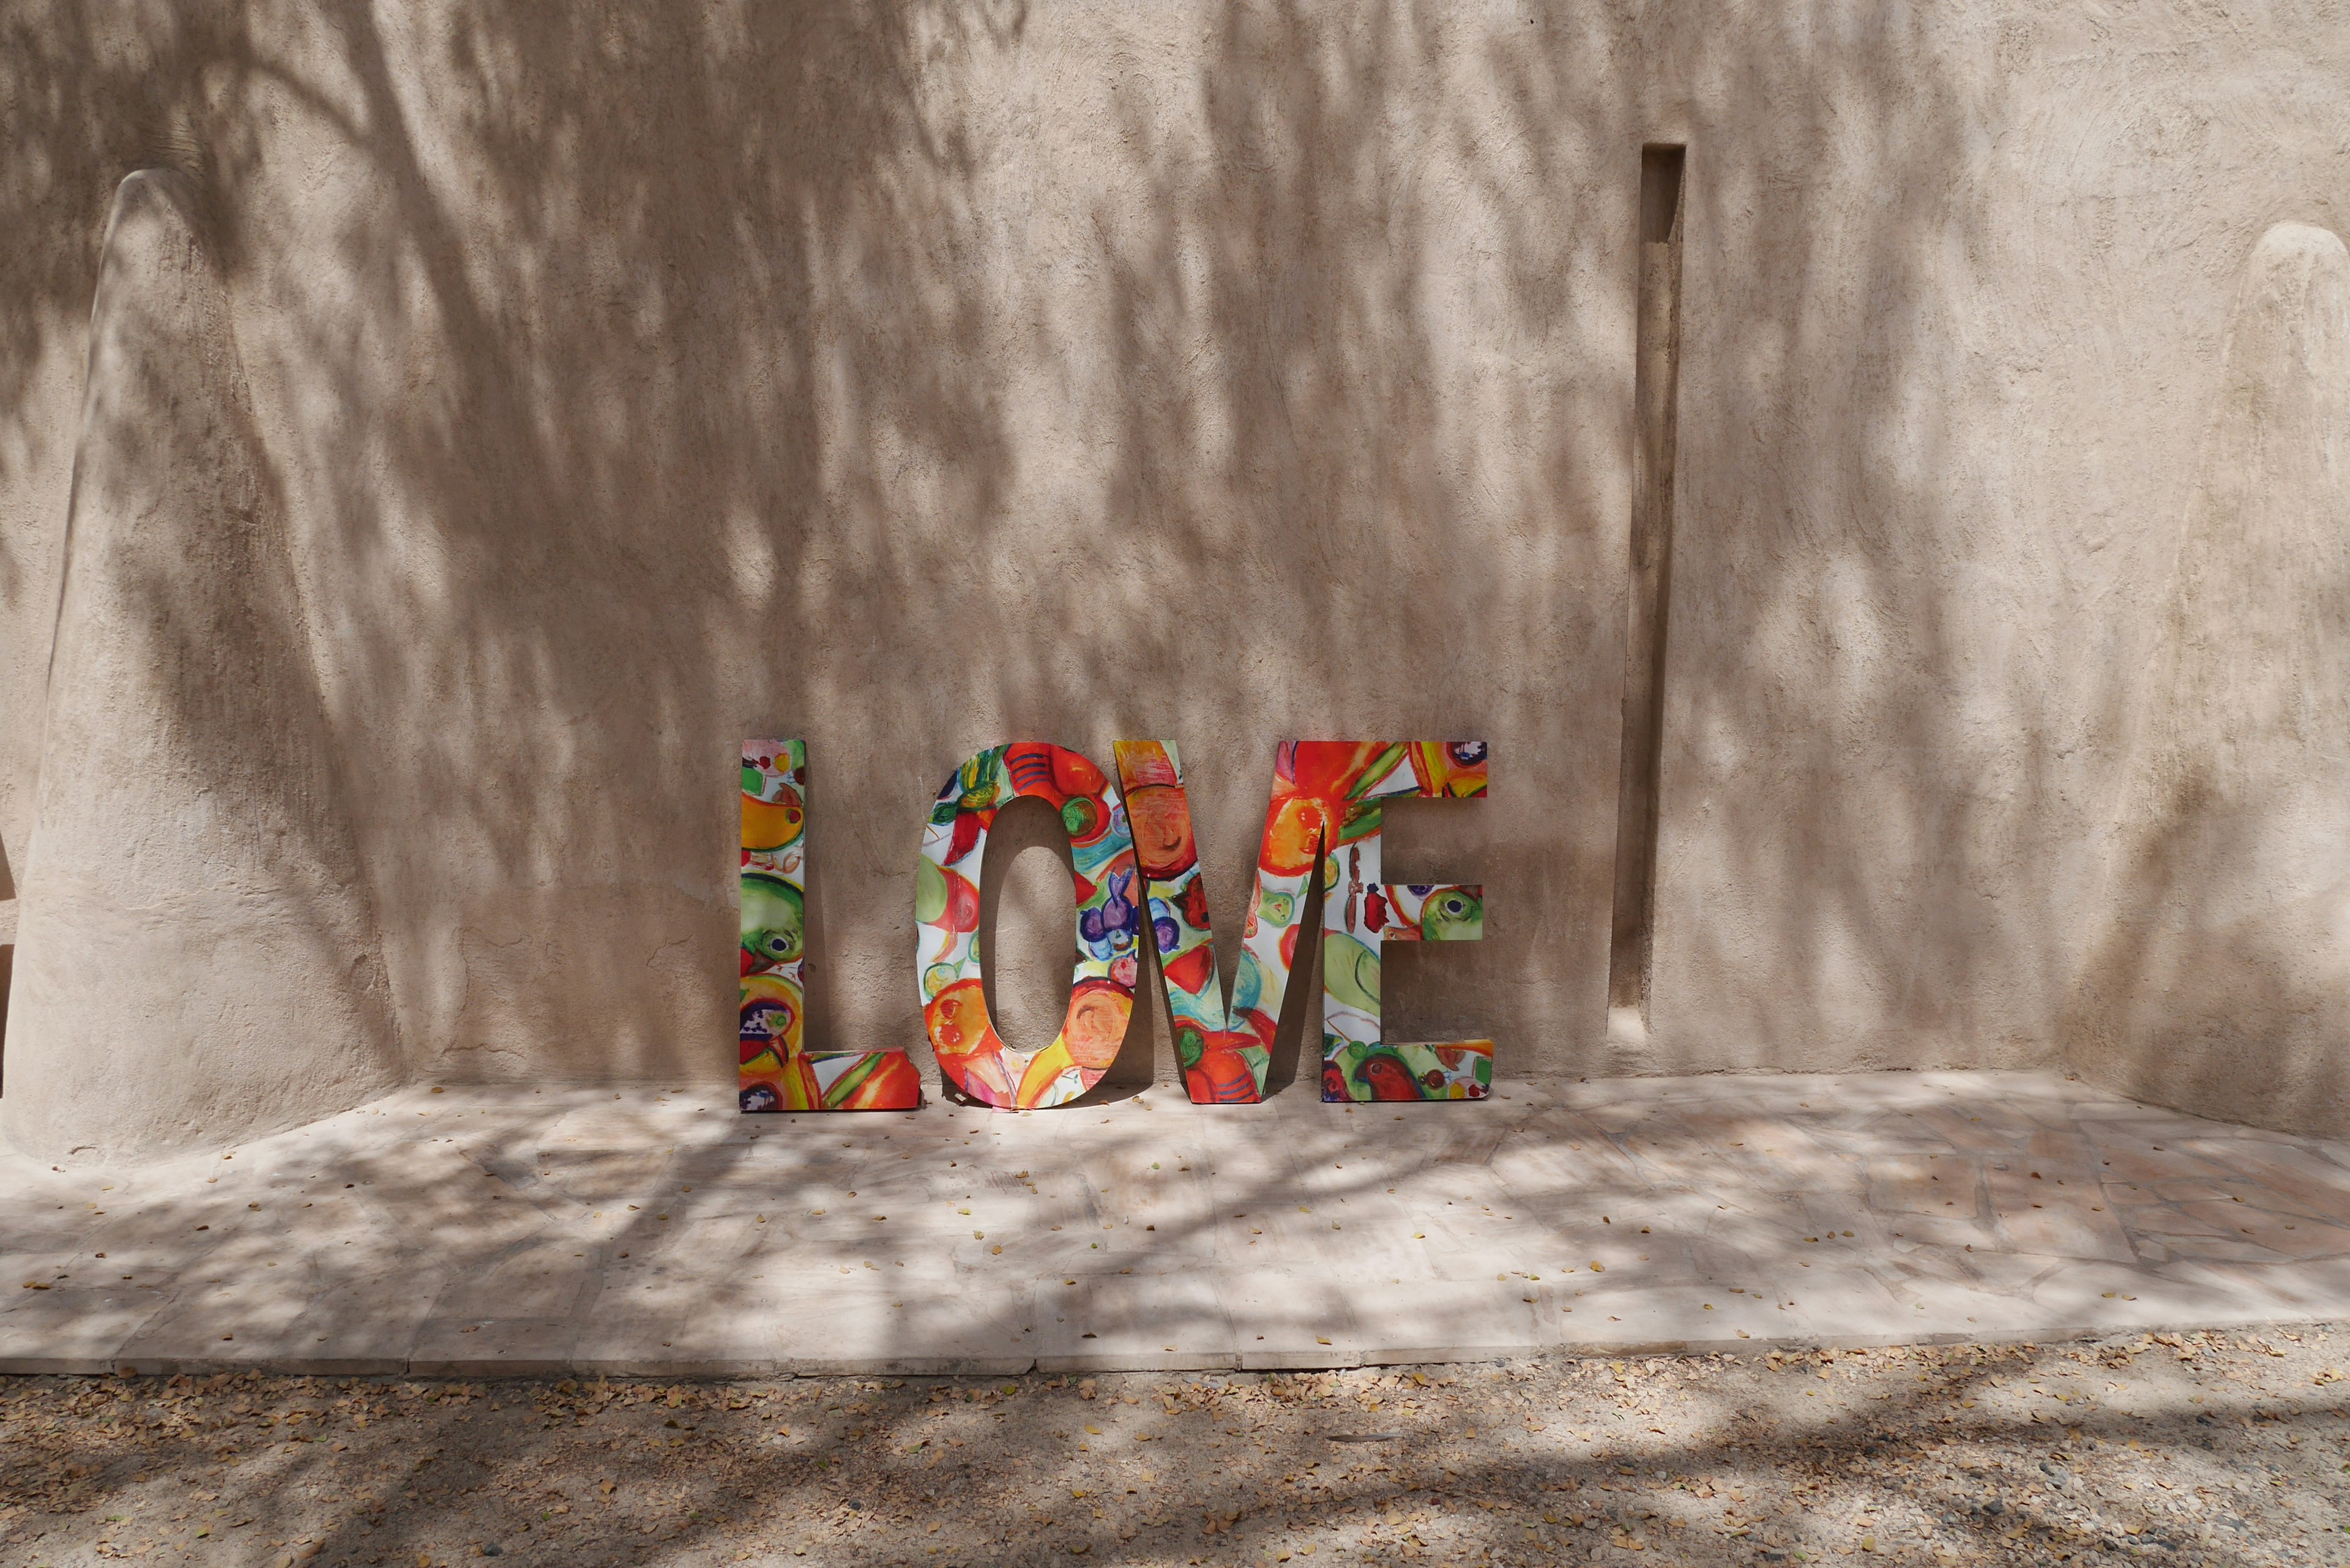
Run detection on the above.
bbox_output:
[0,2,2345,1154]
[1639,9,2350,1084]
[3,170,401,1161]
[2062,223,2350,1134]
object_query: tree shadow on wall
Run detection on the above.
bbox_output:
[0,0,2128,1113]
[2061,222,2350,1135]
[0,0,2231,1384]
[2,2,1031,1099]
[1600,5,2068,1076]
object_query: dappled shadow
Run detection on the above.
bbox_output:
[5,0,2350,1184]
[11,9,2350,1560]
[2062,222,2350,1137]
[1,0,2345,1430]
[0,0,1624,1122]
[3,166,402,1160]
[7,0,2333,1142]
[2,1329,2337,1564]
[1611,3,2070,1074]
[4,2,1033,1111]
[6,1065,2350,1559]
[9,1066,2350,1417]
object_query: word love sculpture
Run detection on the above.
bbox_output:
[915,739,1490,1112]
[738,737,1488,1114]
[739,740,922,1111]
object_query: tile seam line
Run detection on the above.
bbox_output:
[32,1316,2344,1383]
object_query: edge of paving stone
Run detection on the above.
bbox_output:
[1037,1351,1240,1375]
[4,1316,2346,1382]
[790,1356,1035,1378]
[101,1356,410,1378]
[571,1359,788,1379]
[1241,1348,1366,1371]
[413,1359,590,1379]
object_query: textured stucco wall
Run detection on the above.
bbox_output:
[4,170,401,1159]
[2062,223,2350,1134]
[0,2,2346,1158]
[1638,7,2350,1084]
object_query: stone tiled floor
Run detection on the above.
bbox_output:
[4,1070,2348,1378]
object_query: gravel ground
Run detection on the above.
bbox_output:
[5,1328,2349,1567]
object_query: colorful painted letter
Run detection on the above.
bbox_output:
[1111,740,1270,1103]
[740,740,921,1112]
[1310,741,1491,1102]
[917,743,1143,1110]
[1113,739,1491,1105]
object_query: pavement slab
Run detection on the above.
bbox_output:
[7,1070,2350,1376]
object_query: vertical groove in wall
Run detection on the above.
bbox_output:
[1606,146,1686,1018]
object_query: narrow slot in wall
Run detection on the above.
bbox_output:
[0,842,14,1096]
[1606,145,1686,1018]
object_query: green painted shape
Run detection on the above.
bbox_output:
[1321,930,1381,1012]
[741,873,804,968]
[915,856,949,924]
[1420,886,1483,941]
